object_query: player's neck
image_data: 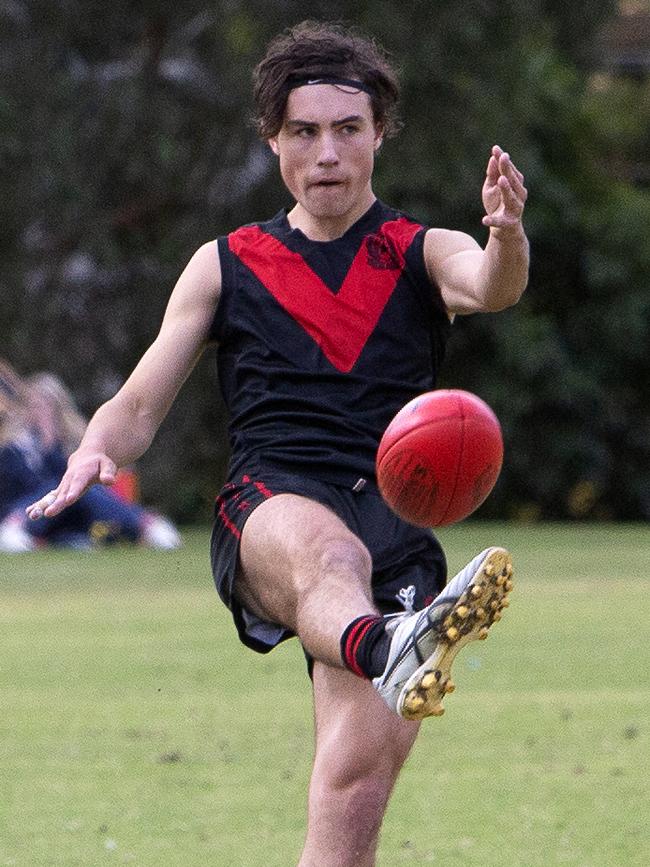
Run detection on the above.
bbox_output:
[287,193,377,242]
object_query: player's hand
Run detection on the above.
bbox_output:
[25,451,118,520]
[481,145,527,231]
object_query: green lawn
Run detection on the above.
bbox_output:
[1,524,649,866]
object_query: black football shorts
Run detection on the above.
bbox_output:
[210,460,447,654]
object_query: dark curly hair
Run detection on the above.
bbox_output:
[253,20,401,140]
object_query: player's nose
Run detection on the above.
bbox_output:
[316,133,339,166]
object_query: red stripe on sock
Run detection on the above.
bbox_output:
[344,616,379,679]
[343,619,368,674]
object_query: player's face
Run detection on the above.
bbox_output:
[268,84,383,232]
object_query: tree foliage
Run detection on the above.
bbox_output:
[2,0,647,522]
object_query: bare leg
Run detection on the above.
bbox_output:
[236,493,420,864]
[299,662,420,867]
[236,493,377,666]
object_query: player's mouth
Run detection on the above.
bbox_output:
[310,179,344,188]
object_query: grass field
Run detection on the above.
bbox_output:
[1,523,649,866]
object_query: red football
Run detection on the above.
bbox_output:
[376,389,504,527]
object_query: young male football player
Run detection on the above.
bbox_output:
[28,21,529,866]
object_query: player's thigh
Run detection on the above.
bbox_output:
[239,492,372,589]
[311,661,420,784]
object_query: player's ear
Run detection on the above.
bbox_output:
[373,124,384,152]
[268,137,280,156]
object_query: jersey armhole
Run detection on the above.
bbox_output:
[207,237,230,343]
[407,227,451,321]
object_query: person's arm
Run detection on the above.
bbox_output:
[26,241,221,519]
[424,145,529,315]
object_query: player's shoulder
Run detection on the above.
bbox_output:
[370,201,430,262]
[186,239,222,279]
[377,203,471,250]
[423,226,480,260]
[170,239,223,307]
[376,200,427,231]
[226,210,287,244]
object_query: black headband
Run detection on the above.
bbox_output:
[286,74,375,98]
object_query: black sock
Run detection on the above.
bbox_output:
[340,615,391,679]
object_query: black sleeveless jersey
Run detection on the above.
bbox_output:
[210,199,452,486]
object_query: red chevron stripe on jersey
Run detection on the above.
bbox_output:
[228,217,422,372]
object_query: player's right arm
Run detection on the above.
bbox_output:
[26,241,221,520]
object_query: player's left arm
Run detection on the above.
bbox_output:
[424,145,529,315]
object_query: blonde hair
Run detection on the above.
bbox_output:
[26,372,87,453]
[0,390,26,447]
[0,359,28,447]
[0,360,87,453]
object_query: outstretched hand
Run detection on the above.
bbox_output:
[482,145,527,230]
[25,452,118,520]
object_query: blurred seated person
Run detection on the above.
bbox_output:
[0,362,180,552]
[25,370,141,503]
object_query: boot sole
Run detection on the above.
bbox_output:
[397,547,513,720]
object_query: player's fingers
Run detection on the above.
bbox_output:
[47,469,102,514]
[482,189,525,227]
[499,153,527,195]
[37,486,82,518]
[497,175,526,213]
[501,159,527,197]
[482,213,508,227]
[482,213,522,229]
[26,458,107,520]
[508,173,528,202]
[98,456,118,485]
[47,455,118,511]
[510,163,525,183]
[484,154,499,185]
[26,488,61,520]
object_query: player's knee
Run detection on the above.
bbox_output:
[321,731,407,797]
[310,533,372,584]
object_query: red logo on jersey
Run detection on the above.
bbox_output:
[229,218,422,373]
[366,231,404,270]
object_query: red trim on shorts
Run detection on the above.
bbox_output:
[215,495,241,540]
[214,473,273,540]
[253,479,273,498]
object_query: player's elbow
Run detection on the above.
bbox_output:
[482,278,528,313]
[486,290,523,313]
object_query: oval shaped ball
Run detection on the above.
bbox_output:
[376,390,503,527]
